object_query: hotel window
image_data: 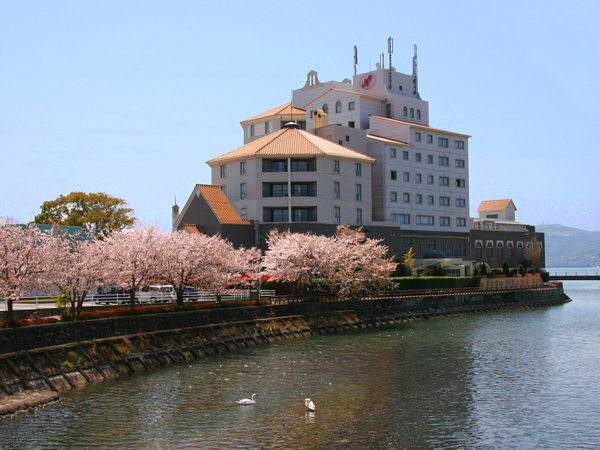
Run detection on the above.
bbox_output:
[403,192,410,203]
[333,182,340,199]
[338,140,343,145]
[417,109,421,119]
[390,148,397,158]
[356,209,363,225]
[438,138,449,147]
[336,101,342,113]
[403,172,410,182]
[456,159,465,168]
[416,153,422,162]
[265,122,269,134]
[416,194,423,204]
[386,104,392,118]
[391,191,398,202]
[508,242,514,259]
[220,165,226,178]
[220,186,227,195]
[292,207,317,222]
[457,218,466,227]
[356,163,362,176]
[417,215,434,225]
[334,160,340,174]
[497,242,504,259]
[439,156,449,166]
[250,125,255,137]
[322,104,328,114]
[440,196,450,206]
[348,102,355,110]
[416,174,422,183]
[391,170,397,180]
[427,175,434,184]
[403,150,409,160]
[456,178,466,188]
[415,132,421,142]
[440,217,450,227]
[455,140,465,149]
[240,161,246,175]
[240,208,247,219]
[517,242,524,259]
[428,195,434,205]
[456,198,466,207]
[345,135,350,142]
[240,183,246,200]
[356,184,362,201]
[428,155,434,164]
[392,214,410,224]
[476,241,483,259]
[348,121,355,128]
[334,207,341,224]
[427,134,433,143]
[403,106,408,117]
[410,108,414,118]
[487,241,494,259]
[440,177,450,186]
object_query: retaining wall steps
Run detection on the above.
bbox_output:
[0,289,570,418]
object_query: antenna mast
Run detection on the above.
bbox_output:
[353,45,358,76]
[412,44,419,98]
[388,37,393,89]
[380,53,385,68]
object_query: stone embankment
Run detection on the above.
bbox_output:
[0,287,570,418]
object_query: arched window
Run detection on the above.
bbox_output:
[335,101,342,113]
[517,242,523,259]
[410,108,415,118]
[417,109,421,119]
[322,104,328,115]
[475,241,482,259]
[486,241,493,259]
[403,107,407,117]
[497,241,504,259]
[507,242,514,260]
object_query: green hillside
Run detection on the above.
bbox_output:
[537,224,600,268]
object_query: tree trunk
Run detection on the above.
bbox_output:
[129,289,136,311]
[5,299,14,327]
[176,287,184,306]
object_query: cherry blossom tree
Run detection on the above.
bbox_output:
[0,224,52,325]
[48,230,103,318]
[97,224,162,310]
[262,229,335,294]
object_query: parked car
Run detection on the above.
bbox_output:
[136,285,176,304]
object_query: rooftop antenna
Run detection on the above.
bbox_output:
[387,36,393,89]
[380,53,385,68]
[412,44,419,98]
[353,45,358,76]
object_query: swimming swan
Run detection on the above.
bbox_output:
[305,398,315,411]
[237,394,257,405]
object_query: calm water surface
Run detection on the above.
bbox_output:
[1,279,600,449]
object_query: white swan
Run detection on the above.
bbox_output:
[305,398,315,411]
[237,393,257,405]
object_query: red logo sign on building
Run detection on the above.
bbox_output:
[360,74,375,89]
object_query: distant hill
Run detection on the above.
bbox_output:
[537,224,600,268]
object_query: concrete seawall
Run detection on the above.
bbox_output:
[0,288,570,417]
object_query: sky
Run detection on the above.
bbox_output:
[2,1,600,232]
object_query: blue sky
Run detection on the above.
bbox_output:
[2,1,599,231]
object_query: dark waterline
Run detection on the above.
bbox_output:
[1,280,599,449]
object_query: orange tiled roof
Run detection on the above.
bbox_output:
[206,128,376,164]
[196,185,252,225]
[183,224,204,234]
[477,199,516,212]
[367,134,412,147]
[370,115,472,138]
[241,102,306,124]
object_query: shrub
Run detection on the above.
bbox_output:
[423,263,445,277]
[517,265,525,276]
[502,262,511,277]
[480,264,488,276]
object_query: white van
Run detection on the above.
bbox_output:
[136,285,176,304]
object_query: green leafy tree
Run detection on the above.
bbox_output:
[402,247,416,276]
[517,264,525,275]
[34,192,136,237]
[502,262,511,277]
[423,262,445,277]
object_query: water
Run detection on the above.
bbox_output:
[2,277,600,449]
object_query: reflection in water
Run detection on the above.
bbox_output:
[1,281,599,449]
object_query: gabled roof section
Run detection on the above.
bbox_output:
[241,102,305,125]
[196,184,251,225]
[367,134,412,147]
[206,128,376,164]
[303,88,386,109]
[477,199,516,212]
[183,224,204,234]
[370,115,471,138]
